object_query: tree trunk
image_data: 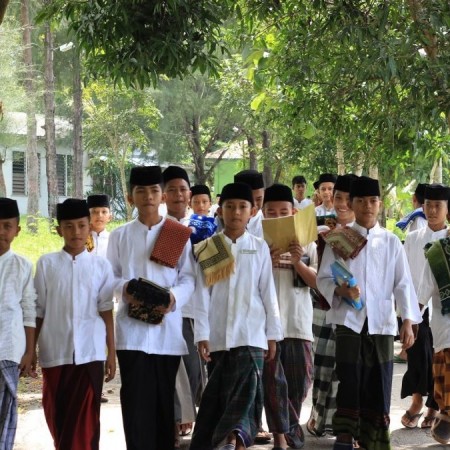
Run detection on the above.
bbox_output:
[43,21,58,218]
[0,0,10,25]
[0,156,6,197]
[21,0,39,232]
[261,130,273,187]
[247,136,257,170]
[336,139,345,175]
[72,45,84,198]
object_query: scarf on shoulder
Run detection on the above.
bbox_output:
[188,214,217,245]
[425,234,450,315]
[150,218,192,268]
[396,207,426,231]
[194,233,234,287]
[322,226,367,260]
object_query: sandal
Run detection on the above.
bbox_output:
[254,429,272,444]
[179,422,192,436]
[431,414,450,444]
[421,415,437,429]
[401,410,423,428]
[306,417,326,438]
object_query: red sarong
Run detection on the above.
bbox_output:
[42,362,103,450]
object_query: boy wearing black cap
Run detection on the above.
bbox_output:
[0,198,36,450]
[317,176,422,450]
[191,182,283,450]
[417,184,450,444]
[107,166,195,450]
[262,183,317,449]
[190,184,212,217]
[34,198,116,450]
[292,175,312,210]
[315,173,337,217]
[163,165,191,224]
[396,183,428,233]
[86,194,112,258]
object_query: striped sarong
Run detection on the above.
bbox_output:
[333,325,393,450]
[190,346,264,450]
[310,308,338,434]
[433,348,450,413]
[0,361,19,450]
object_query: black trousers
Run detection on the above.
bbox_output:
[117,350,181,450]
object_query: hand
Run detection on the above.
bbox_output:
[122,282,142,306]
[335,282,360,300]
[288,240,304,265]
[19,351,37,378]
[104,352,116,382]
[400,319,415,350]
[269,245,282,267]
[155,292,176,315]
[264,340,276,361]
[197,341,211,362]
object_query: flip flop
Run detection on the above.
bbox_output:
[421,415,437,429]
[254,430,272,443]
[306,417,326,438]
[401,410,423,428]
[431,414,450,445]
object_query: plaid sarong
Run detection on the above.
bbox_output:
[194,233,234,287]
[333,325,393,450]
[0,361,19,450]
[323,226,367,260]
[433,348,450,413]
[150,218,192,268]
[425,236,450,315]
[190,346,264,449]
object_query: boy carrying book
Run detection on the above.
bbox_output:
[191,182,283,450]
[0,198,36,450]
[34,199,116,450]
[317,176,421,450]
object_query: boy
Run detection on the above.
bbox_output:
[396,183,428,233]
[262,183,317,450]
[190,184,212,217]
[0,198,36,450]
[163,165,191,224]
[107,166,195,450]
[400,184,448,429]
[34,198,116,450]
[86,194,112,258]
[292,175,312,210]
[417,184,450,444]
[191,182,283,450]
[317,176,421,450]
[315,173,337,217]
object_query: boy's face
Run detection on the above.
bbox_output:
[424,199,448,229]
[89,207,112,232]
[293,183,306,201]
[218,199,255,234]
[252,188,265,212]
[318,182,334,203]
[333,190,354,223]
[128,184,162,215]
[351,196,380,229]
[0,218,20,255]
[57,217,90,254]
[163,179,190,218]
[263,201,293,218]
[190,194,211,216]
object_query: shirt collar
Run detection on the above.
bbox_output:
[222,230,249,245]
[352,221,380,237]
[60,248,89,261]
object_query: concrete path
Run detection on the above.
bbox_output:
[14,346,444,449]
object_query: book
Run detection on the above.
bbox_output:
[262,204,318,253]
[330,260,364,311]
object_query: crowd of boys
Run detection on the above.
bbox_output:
[1,165,450,450]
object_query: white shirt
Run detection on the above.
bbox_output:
[35,250,114,368]
[194,231,283,352]
[0,251,36,364]
[90,229,110,258]
[315,204,336,216]
[407,211,427,233]
[107,217,196,355]
[273,242,317,341]
[317,222,422,335]
[294,198,313,210]
[247,209,264,238]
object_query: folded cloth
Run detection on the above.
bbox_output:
[189,214,217,245]
[425,235,450,315]
[150,218,192,268]
[322,227,367,260]
[396,207,426,231]
[85,234,95,252]
[194,233,234,286]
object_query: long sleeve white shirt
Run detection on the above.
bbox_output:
[315,204,336,217]
[294,198,313,210]
[35,250,114,368]
[247,209,264,238]
[317,222,422,335]
[194,231,283,352]
[107,217,196,355]
[0,250,36,364]
[90,229,110,258]
[273,242,317,341]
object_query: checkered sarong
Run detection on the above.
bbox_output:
[433,348,450,412]
[190,347,264,449]
[0,361,19,450]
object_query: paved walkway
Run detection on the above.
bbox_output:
[14,347,443,449]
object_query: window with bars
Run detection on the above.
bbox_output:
[12,151,26,195]
[57,154,73,196]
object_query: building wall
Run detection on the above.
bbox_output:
[213,159,243,196]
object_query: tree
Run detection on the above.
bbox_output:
[83,81,160,220]
[0,0,10,25]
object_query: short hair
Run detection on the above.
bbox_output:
[292,175,307,187]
